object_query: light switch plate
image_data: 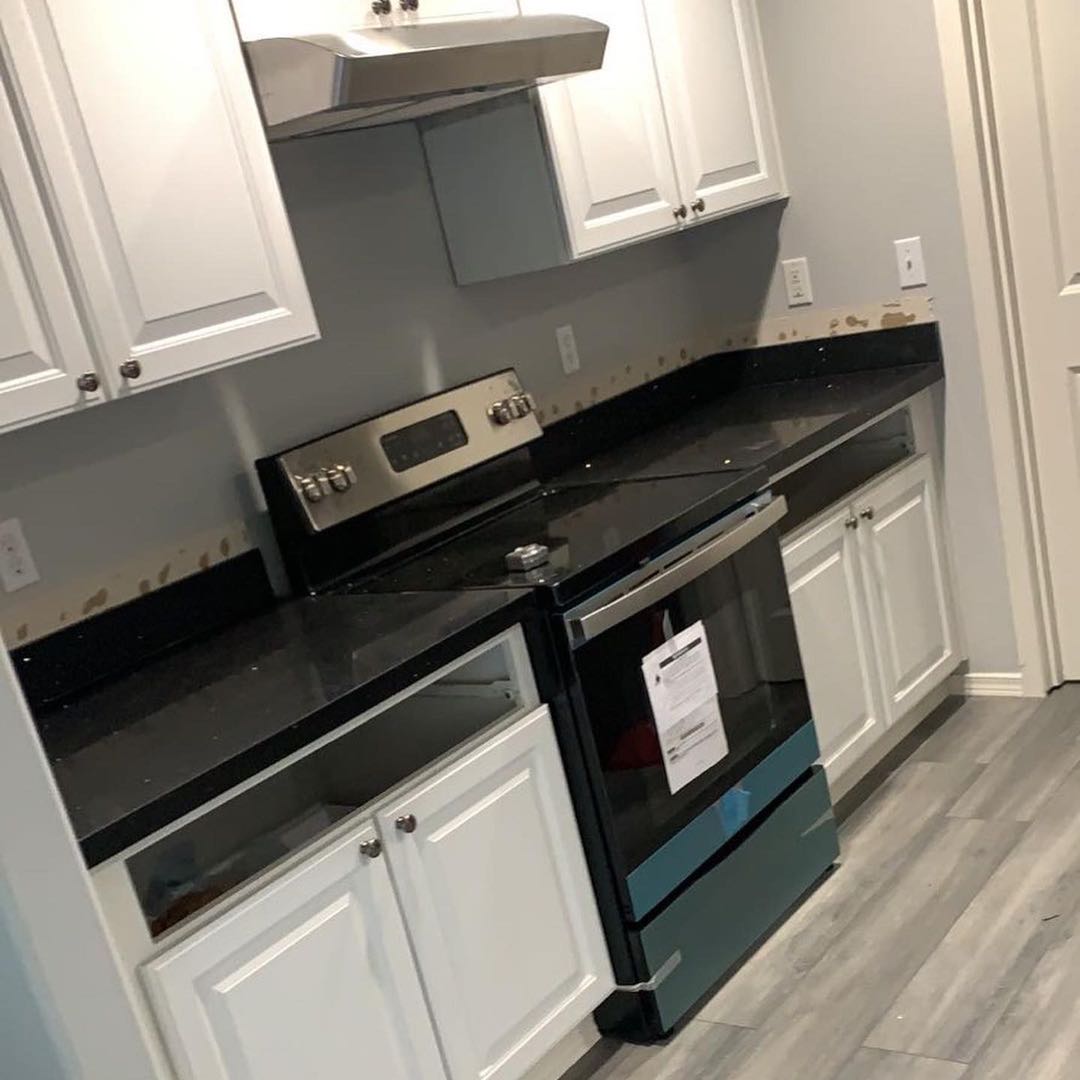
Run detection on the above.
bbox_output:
[782,257,813,307]
[895,236,928,288]
[0,518,40,593]
[556,324,581,375]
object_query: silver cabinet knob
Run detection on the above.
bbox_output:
[119,359,142,380]
[371,0,391,12]
[691,198,706,213]
[859,507,875,521]
[396,813,418,834]
[674,204,688,220]
[844,516,859,530]
[76,372,100,393]
[359,838,382,859]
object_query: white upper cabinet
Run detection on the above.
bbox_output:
[520,0,683,255]
[3,0,318,397]
[644,0,783,220]
[858,456,957,721]
[406,0,519,19]
[232,0,517,36]
[378,706,614,1080]
[0,64,100,434]
[783,507,887,781]
[424,0,784,282]
[143,821,447,1080]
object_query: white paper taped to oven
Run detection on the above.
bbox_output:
[642,620,730,795]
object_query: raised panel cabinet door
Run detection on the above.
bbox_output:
[782,508,887,782]
[379,706,615,1080]
[857,456,958,721]
[519,0,682,255]
[3,0,318,395]
[142,822,447,1080]
[644,0,783,220]
[0,53,100,433]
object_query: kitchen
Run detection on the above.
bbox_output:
[0,1,1069,1078]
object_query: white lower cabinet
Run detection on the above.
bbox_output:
[858,455,958,717]
[142,821,447,1080]
[783,507,887,779]
[142,706,612,1080]
[783,456,957,785]
[379,706,614,1080]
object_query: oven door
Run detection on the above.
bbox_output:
[564,494,814,920]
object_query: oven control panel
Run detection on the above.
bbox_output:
[272,370,543,533]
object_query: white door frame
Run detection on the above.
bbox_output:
[931,0,1058,694]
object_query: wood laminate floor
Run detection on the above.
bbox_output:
[572,689,1080,1080]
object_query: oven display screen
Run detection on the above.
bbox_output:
[380,410,468,473]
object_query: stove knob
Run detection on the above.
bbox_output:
[489,400,514,426]
[327,467,350,492]
[342,464,358,486]
[301,478,324,503]
[509,394,531,418]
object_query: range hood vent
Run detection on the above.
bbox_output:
[244,14,608,139]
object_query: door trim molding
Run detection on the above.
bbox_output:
[931,0,1057,694]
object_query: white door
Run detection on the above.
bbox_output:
[644,0,783,221]
[379,706,614,1080]
[0,60,101,433]
[142,821,447,1080]
[520,0,683,255]
[857,457,957,720]
[783,507,887,781]
[980,0,1080,678]
[3,0,318,396]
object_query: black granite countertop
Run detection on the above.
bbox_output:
[34,589,535,865]
[25,324,945,869]
[544,361,943,486]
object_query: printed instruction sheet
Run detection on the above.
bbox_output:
[642,620,730,794]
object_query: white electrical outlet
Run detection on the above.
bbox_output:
[782,257,813,307]
[895,236,928,288]
[0,518,40,593]
[556,324,581,375]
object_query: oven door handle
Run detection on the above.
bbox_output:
[569,495,788,643]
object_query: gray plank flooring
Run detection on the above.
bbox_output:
[572,688,1080,1080]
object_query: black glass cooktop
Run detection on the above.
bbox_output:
[355,468,765,608]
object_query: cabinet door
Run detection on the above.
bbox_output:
[858,456,958,720]
[783,508,886,781]
[3,0,318,396]
[0,60,100,433]
[142,822,447,1080]
[520,0,682,256]
[379,706,614,1080]
[644,0,783,220]
[407,0,519,19]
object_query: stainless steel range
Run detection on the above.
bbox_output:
[257,370,839,1040]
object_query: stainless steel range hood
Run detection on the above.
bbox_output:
[244,15,608,139]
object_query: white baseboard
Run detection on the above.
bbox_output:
[949,672,1026,697]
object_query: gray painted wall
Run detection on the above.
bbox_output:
[0,0,1016,670]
